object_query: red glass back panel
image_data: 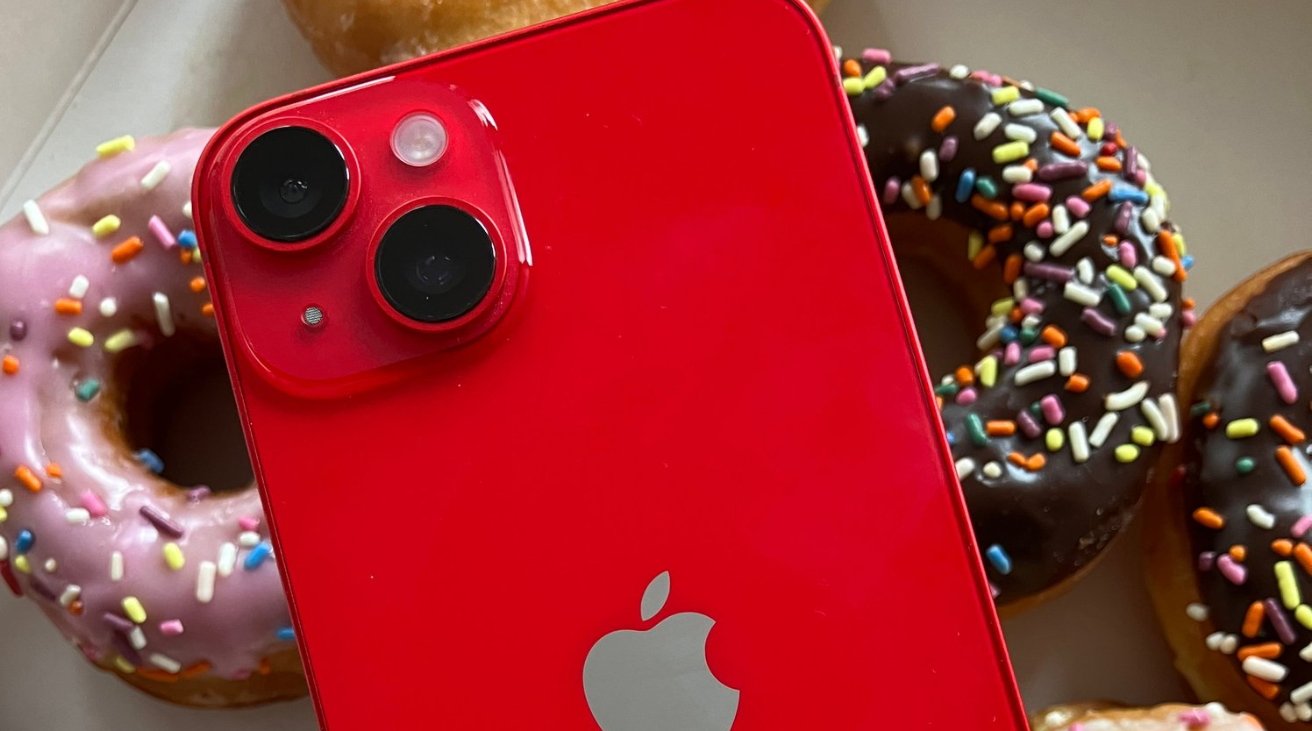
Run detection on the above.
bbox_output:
[195,0,1027,727]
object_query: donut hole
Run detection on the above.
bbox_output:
[116,335,254,493]
[884,212,1011,377]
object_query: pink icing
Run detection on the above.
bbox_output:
[1047,704,1258,730]
[0,130,294,681]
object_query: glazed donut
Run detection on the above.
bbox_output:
[1033,701,1263,730]
[1145,252,1312,729]
[0,130,305,707]
[281,0,829,76]
[842,52,1193,611]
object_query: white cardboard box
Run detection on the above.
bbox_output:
[2,0,1311,728]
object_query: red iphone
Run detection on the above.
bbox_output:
[194,0,1026,727]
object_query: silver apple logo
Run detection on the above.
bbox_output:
[583,571,740,731]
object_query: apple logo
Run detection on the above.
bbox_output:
[583,571,739,731]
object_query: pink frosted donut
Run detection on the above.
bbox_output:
[0,130,304,706]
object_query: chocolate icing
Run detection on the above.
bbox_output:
[845,58,1186,603]
[1186,259,1312,716]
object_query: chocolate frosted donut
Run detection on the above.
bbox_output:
[842,52,1192,609]
[0,130,304,706]
[1146,253,1312,729]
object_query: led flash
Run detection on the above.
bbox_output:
[392,113,448,167]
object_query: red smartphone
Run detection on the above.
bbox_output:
[194,0,1026,727]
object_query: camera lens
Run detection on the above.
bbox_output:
[231,126,348,242]
[375,205,496,323]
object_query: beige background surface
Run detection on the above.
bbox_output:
[2,0,1311,728]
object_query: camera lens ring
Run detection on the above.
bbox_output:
[231,126,349,243]
[374,204,497,324]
